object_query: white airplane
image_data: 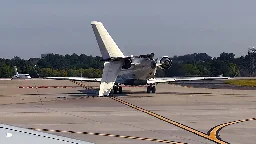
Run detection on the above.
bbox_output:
[11,66,31,79]
[47,21,231,96]
[47,21,176,96]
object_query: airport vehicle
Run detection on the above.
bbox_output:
[47,21,231,96]
[11,66,31,79]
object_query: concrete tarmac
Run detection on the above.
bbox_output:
[0,80,255,144]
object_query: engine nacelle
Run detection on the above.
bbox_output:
[159,56,172,69]
[122,58,132,69]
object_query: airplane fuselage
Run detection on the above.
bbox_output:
[116,57,156,85]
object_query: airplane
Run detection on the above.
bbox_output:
[46,21,176,96]
[46,21,231,96]
[11,66,31,79]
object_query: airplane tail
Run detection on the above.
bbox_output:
[14,66,18,75]
[91,21,124,60]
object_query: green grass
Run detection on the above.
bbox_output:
[224,79,256,87]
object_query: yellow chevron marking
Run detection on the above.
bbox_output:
[208,118,256,139]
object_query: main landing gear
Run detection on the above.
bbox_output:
[113,85,123,94]
[147,84,156,93]
[112,84,156,94]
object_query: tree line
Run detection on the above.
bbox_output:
[0,52,255,78]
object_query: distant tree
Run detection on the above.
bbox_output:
[0,52,252,78]
[0,63,13,77]
[182,64,200,76]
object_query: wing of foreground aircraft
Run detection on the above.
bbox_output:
[0,124,93,144]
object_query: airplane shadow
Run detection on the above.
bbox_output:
[61,89,129,97]
[24,94,48,96]
[157,92,212,95]
[60,89,212,98]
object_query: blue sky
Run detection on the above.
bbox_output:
[1,0,256,59]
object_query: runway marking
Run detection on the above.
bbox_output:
[73,81,94,89]
[28,128,186,144]
[208,118,256,140]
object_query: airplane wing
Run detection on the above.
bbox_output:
[174,77,205,81]
[45,77,101,82]
[0,124,93,144]
[147,78,176,83]
[202,77,231,80]
[174,76,231,81]
[148,76,231,84]
[99,61,122,96]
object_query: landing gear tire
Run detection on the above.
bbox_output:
[113,85,118,94]
[147,85,156,93]
[113,85,123,94]
[147,86,151,93]
[118,86,123,94]
[151,86,156,93]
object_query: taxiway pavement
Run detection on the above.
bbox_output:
[0,80,255,144]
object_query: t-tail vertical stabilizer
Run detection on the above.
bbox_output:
[91,21,124,60]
